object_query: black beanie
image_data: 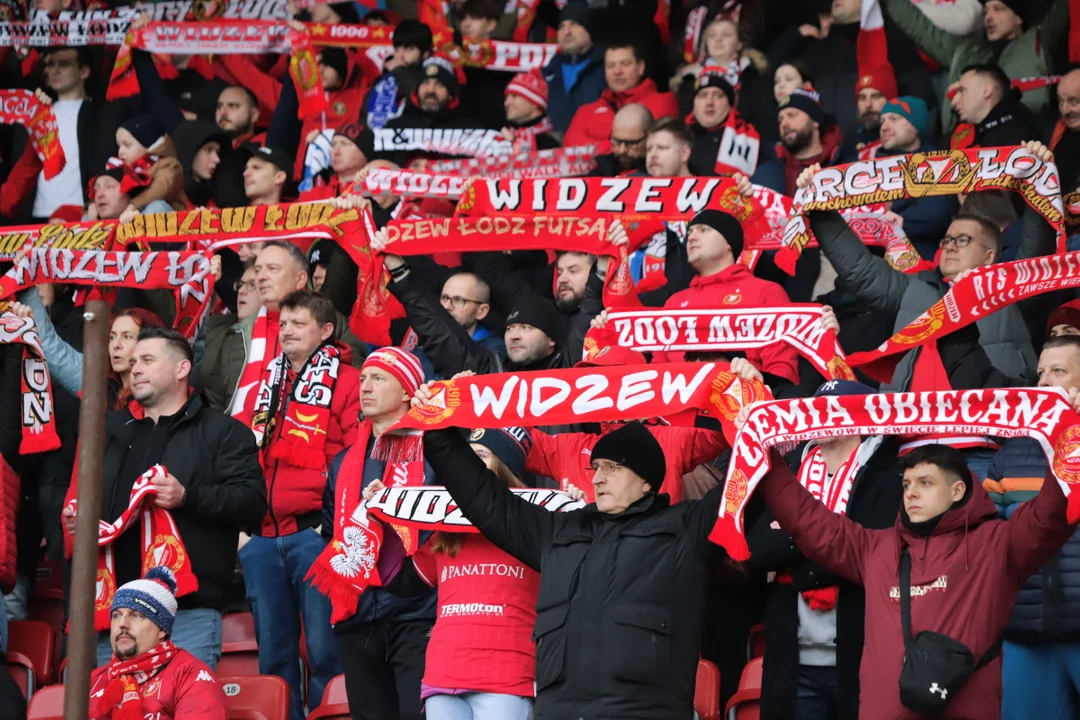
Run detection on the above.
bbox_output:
[695,71,735,108]
[421,56,460,98]
[591,423,665,491]
[777,88,824,126]
[506,295,560,341]
[558,1,593,36]
[689,209,744,257]
[120,114,165,151]
[320,47,350,86]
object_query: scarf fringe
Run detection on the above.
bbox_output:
[370,431,424,465]
[270,440,326,470]
[304,553,369,625]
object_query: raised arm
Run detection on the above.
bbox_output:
[15,289,83,396]
[881,0,965,68]
[1005,466,1077,582]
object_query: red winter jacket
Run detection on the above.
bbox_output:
[89,649,227,720]
[414,535,540,697]
[525,425,726,504]
[260,355,361,536]
[563,78,679,147]
[658,263,800,385]
[0,456,18,594]
[759,454,1077,720]
[0,142,42,219]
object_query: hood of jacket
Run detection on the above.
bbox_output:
[171,119,230,179]
[896,470,1001,563]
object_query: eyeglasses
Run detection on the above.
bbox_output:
[609,136,646,149]
[588,460,625,476]
[234,280,256,293]
[939,234,977,249]
[440,294,484,309]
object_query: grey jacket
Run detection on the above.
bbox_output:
[17,289,84,396]
[808,209,1052,391]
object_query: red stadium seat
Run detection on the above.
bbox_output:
[307,674,349,720]
[747,623,765,660]
[8,620,55,686]
[7,650,34,698]
[26,683,64,720]
[27,599,65,674]
[220,675,290,720]
[218,613,260,678]
[725,657,762,720]
[694,659,721,720]
[33,560,65,601]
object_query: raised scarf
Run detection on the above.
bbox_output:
[305,418,425,623]
[64,465,198,631]
[289,27,329,120]
[373,128,512,157]
[240,342,341,469]
[0,219,113,259]
[230,306,274,418]
[356,167,471,200]
[605,306,855,381]
[368,486,585,532]
[778,436,881,610]
[709,389,1080,561]
[367,71,404,129]
[689,108,761,176]
[777,146,1066,274]
[0,90,65,179]
[429,143,606,178]
[0,311,60,454]
[93,640,177,720]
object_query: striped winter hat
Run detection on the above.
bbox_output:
[112,567,179,634]
[362,347,424,397]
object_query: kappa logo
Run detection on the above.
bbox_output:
[196,670,214,683]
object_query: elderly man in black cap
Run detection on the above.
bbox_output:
[409,356,762,719]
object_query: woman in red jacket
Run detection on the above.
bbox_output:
[364,426,585,720]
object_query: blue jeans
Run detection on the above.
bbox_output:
[795,665,838,720]
[0,592,7,654]
[95,607,222,669]
[239,529,341,720]
[425,693,534,720]
[1002,640,1080,719]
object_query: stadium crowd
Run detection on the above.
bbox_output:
[3,0,1080,719]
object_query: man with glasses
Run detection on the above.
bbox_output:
[590,103,652,177]
[200,259,261,412]
[1051,69,1080,246]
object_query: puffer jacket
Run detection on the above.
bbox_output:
[807,209,1046,391]
[563,78,680,148]
[882,0,1069,133]
[131,136,187,212]
[0,344,23,594]
[199,313,251,413]
[759,450,1077,720]
[986,437,1080,644]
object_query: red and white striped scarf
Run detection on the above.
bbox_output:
[229,306,274,418]
[93,640,177,720]
[0,311,59,454]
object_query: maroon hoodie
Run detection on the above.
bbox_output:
[776,123,844,196]
[758,454,1076,719]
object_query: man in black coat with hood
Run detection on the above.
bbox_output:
[172,120,231,209]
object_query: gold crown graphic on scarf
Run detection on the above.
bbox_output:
[900,150,981,198]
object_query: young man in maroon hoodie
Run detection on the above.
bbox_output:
[754,434,1080,719]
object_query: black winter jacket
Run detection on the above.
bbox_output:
[424,427,725,720]
[101,394,266,610]
[746,438,903,720]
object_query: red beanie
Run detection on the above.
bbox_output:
[855,65,897,100]
[361,347,424,397]
[505,70,548,111]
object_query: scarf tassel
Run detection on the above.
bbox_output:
[270,440,326,470]
[304,552,373,625]
[370,431,424,465]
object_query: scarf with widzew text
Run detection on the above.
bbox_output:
[0,312,59,454]
[429,144,606,178]
[368,486,585,532]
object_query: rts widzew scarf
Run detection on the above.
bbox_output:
[93,640,177,720]
[777,146,1066,273]
[0,311,60,454]
[0,90,66,179]
[306,419,425,623]
[709,390,1080,561]
[242,342,342,469]
[63,465,197,631]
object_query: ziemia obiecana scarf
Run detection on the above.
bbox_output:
[779,436,882,611]
[709,390,1080,561]
[777,146,1066,274]
[306,419,425,623]
[93,640,177,720]
[367,486,585,532]
[239,342,342,469]
[63,465,197,631]
[605,306,855,381]
[0,311,59,454]
[0,90,65,179]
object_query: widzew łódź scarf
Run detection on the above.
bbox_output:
[63,465,197,631]
[93,639,178,720]
[710,389,1080,561]
[0,312,59,454]
[780,436,882,611]
[0,90,65,179]
[352,214,642,346]
[355,167,471,200]
[429,143,606,178]
[604,306,856,381]
[776,146,1066,274]
[367,487,585,532]
[306,417,426,623]
[238,341,342,469]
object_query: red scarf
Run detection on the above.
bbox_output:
[0,90,66,179]
[710,390,1080,561]
[64,466,198,631]
[368,486,585,531]
[354,167,471,200]
[289,27,329,119]
[241,342,341,469]
[430,143,606,178]
[306,419,425,623]
[0,312,60,454]
[230,307,276,417]
[688,109,761,176]
[93,640,178,720]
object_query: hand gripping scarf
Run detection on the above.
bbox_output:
[367,486,585,532]
[776,146,1066,274]
[63,465,197,631]
[709,389,1080,561]
[605,306,856,381]
[0,90,65,179]
[305,418,425,624]
[93,640,177,720]
[0,311,59,453]
[238,341,342,469]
